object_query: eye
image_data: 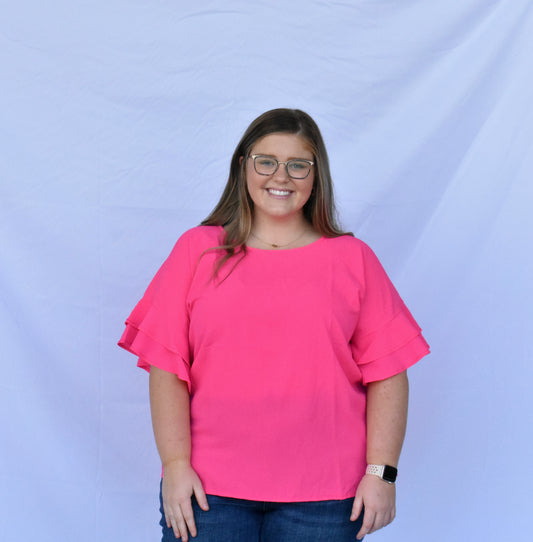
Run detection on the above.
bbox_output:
[257,157,276,168]
[289,161,308,170]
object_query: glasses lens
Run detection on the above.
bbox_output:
[254,156,277,175]
[287,160,311,179]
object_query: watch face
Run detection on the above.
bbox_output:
[383,465,398,483]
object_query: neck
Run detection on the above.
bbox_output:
[251,214,310,244]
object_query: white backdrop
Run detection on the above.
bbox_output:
[2,1,532,541]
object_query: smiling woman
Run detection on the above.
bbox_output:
[118,108,430,542]
[200,108,348,266]
[244,133,317,247]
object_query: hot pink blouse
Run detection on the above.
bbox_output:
[118,225,429,501]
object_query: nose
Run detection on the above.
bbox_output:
[273,161,290,181]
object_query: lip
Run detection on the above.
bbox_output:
[266,188,293,198]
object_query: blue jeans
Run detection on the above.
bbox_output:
[159,485,364,541]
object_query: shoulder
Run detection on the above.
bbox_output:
[322,234,375,257]
[166,225,223,265]
[321,235,387,279]
[177,225,223,247]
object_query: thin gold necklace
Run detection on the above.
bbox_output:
[249,229,308,249]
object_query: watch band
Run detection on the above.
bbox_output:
[366,464,398,483]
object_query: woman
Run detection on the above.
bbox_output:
[118,108,430,541]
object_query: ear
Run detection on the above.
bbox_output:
[239,156,244,166]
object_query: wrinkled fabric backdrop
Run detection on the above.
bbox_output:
[2,1,532,541]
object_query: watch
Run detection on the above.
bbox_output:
[366,464,398,484]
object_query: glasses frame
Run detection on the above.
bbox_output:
[249,154,315,180]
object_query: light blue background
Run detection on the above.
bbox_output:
[1,1,532,541]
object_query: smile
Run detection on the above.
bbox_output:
[266,188,292,197]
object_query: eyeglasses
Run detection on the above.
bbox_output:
[249,154,314,179]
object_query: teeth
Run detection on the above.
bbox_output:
[268,189,291,196]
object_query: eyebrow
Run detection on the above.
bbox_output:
[252,152,313,161]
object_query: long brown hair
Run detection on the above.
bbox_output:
[202,108,352,271]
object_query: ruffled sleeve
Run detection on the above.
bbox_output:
[118,232,194,391]
[350,243,430,384]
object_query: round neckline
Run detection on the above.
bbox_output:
[246,236,326,252]
[217,225,325,252]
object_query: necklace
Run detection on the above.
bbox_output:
[249,229,308,249]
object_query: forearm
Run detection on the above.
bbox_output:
[365,371,409,467]
[149,366,192,467]
[150,367,208,540]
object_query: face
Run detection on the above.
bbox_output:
[244,133,315,224]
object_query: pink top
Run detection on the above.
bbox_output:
[118,225,429,501]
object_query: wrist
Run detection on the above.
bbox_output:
[162,456,191,470]
[366,464,398,484]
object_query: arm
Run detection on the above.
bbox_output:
[351,370,409,540]
[149,366,208,541]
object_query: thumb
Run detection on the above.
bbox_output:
[351,495,363,521]
[193,480,209,511]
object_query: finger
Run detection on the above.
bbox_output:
[163,503,172,530]
[180,501,197,539]
[383,508,396,527]
[171,520,182,540]
[166,505,187,541]
[163,494,180,534]
[193,482,209,511]
[350,496,362,521]
[368,511,384,534]
[170,514,187,542]
[382,508,393,528]
[377,507,394,531]
[176,515,189,541]
[356,508,375,540]
[167,512,182,540]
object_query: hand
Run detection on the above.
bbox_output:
[350,474,396,540]
[161,459,209,541]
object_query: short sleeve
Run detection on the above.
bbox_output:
[350,243,430,384]
[117,233,194,390]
